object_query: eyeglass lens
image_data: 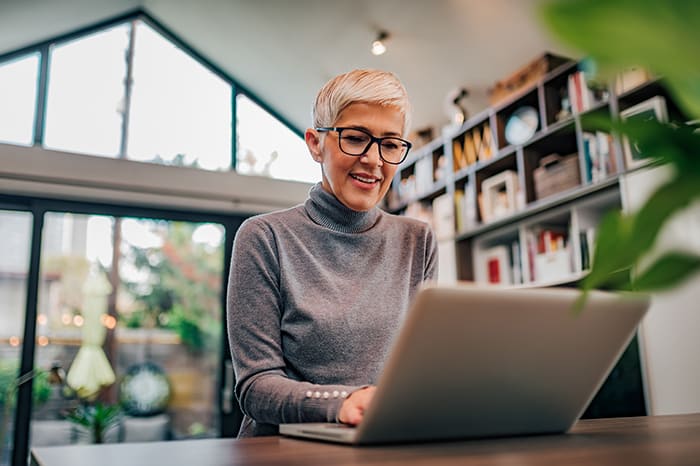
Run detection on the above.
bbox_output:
[338,128,409,164]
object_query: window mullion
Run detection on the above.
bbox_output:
[119,19,137,159]
[33,44,50,145]
[231,88,237,169]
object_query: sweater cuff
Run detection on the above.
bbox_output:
[300,385,363,423]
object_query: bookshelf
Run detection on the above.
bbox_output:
[386,55,690,419]
[388,56,688,289]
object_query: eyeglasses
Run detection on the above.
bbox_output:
[315,127,412,165]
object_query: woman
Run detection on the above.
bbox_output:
[227,69,438,437]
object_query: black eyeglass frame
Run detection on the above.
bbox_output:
[315,127,412,165]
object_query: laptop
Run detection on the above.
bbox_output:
[279,283,649,445]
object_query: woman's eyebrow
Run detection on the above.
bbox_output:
[345,125,402,137]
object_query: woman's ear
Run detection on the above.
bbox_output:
[305,128,323,163]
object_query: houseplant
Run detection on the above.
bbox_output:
[64,402,121,444]
[540,0,700,302]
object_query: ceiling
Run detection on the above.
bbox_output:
[0,0,579,135]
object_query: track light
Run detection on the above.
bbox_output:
[371,31,389,56]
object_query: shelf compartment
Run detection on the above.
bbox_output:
[495,88,541,151]
[522,124,579,204]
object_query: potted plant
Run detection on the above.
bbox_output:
[64,402,122,444]
[540,0,700,301]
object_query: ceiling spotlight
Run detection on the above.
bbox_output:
[371,31,389,56]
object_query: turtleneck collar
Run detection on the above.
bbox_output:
[304,183,382,233]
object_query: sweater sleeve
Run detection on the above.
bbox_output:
[226,218,362,426]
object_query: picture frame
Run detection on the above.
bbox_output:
[480,170,518,222]
[619,95,668,170]
[477,245,511,285]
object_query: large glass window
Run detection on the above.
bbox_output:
[127,22,232,170]
[0,210,32,466]
[6,13,316,183]
[0,54,39,146]
[236,94,319,183]
[31,212,224,448]
[43,24,130,157]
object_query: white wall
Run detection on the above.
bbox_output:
[621,166,700,415]
[0,143,312,214]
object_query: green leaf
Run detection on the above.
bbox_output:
[631,252,700,291]
[582,211,636,291]
[632,175,700,253]
[540,0,700,119]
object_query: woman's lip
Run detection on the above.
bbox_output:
[349,173,381,189]
[350,173,382,182]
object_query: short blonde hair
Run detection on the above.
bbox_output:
[312,69,412,135]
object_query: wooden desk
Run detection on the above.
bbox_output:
[30,414,700,466]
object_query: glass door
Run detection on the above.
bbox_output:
[30,212,227,447]
[0,209,33,466]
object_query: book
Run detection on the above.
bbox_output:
[453,190,465,233]
[432,193,455,241]
[480,123,493,161]
[452,139,466,171]
[480,245,511,285]
[464,132,477,166]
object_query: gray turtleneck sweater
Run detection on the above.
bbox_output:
[227,183,437,437]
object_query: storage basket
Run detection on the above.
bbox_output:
[533,153,580,200]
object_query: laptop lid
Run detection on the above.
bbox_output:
[281,284,649,445]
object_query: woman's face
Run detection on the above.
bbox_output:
[305,102,404,212]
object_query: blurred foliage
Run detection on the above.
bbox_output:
[65,402,121,444]
[120,221,223,352]
[541,0,700,304]
[0,360,51,407]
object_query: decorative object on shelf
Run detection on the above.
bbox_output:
[620,96,668,170]
[481,170,519,222]
[614,66,652,95]
[533,153,581,200]
[555,86,572,121]
[488,52,572,106]
[505,106,539,145]
[120,362,171,417]
[477,245,512,285]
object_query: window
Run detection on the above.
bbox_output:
[32,212,225,446]
[0,53,39,146]
[127,22,232,170]
[0,210,33,462]
[44,24,130,157]
[5,12,314,183]
[236,94,319,183]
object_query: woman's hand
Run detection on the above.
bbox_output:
[337,386,376,425]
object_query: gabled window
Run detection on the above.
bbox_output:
[0,10,318,184]
[44,24,130,157]
[236,94,317,183]
[0,53,40,146]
